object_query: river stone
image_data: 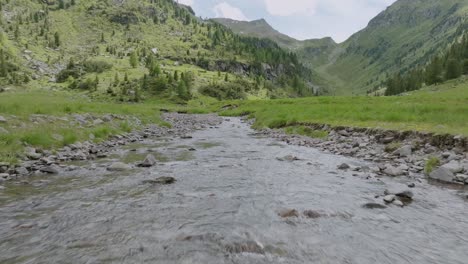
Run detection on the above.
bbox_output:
[383,195,396,203]
[0,115,6,123]
[429,167,455,183]
[16,167,29,176]
[337,163,350,170]
[394,145,412,157]
[441,161,464,174]
[383,165,404,177]
[393,200,404,207]
[278,209,299,218]
[142,176,176,185]
[139,154,157,167]
[107,162,131,171]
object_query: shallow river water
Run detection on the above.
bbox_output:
[1,118,467,264]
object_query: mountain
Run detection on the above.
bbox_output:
[212,18,301,49]
[215,0,468,95]
[0,0,315,100]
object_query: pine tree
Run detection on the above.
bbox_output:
[54,32,61,47]
[129,52,138,68]
[0,49,6,77]
[445,58,462,80]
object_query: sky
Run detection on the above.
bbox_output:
[177,0,397,43]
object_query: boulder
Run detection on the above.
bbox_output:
[0,115,6,123]
[39,165,59,174]
[394,145,412,157]
[138,154,157,167]
[107,162,131,172]
[429,167,455,183]
[383,165,404,177]
[393,200,404,207]
[441,161,464,174]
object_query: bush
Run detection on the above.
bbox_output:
[199,82,246,100]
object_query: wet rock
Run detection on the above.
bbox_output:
[429,167,455,183]
[337,163,350,170]
[383,195,396,203]
[39,165,59,174]
[362,203,387,209]
[188,148,196,151]
[138,154,157,167]
[383,165,404,177]
[408,183,416,188]
[303,210,322,219]
[394,145,412,157]
[181,135,193,139]
[278,209,299,218]
[143,176,176,185]
[0,115,6,123]
[396,191,414,200]
[393,200,404,207]
[107,162,131,171]
[441,161,464,174]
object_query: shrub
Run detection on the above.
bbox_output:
[199,82,246,100]
[83,60,113,73]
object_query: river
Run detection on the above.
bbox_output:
[1,117,467,263]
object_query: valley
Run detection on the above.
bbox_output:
[0,0,468,263]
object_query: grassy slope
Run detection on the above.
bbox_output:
[218,78,468,136]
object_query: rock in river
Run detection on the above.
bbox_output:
[138,154,157,167]
[383,195,396,203]
[278,209,299,218]
[107,162,131,172]
[142,176,176,185]
[337,163,350,170]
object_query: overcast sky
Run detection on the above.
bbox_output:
[177,0,397,42]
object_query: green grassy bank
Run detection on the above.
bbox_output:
[219,79,468,136]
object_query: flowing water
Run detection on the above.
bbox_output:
[1,118,467,264]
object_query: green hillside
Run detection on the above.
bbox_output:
[321,0,468,94]
[0,0,315,100]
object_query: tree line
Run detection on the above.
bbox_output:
[385,33,468,96]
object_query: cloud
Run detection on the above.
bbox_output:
[177,0,194,6]
[213,2,249,21]
[263,0,318,16]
